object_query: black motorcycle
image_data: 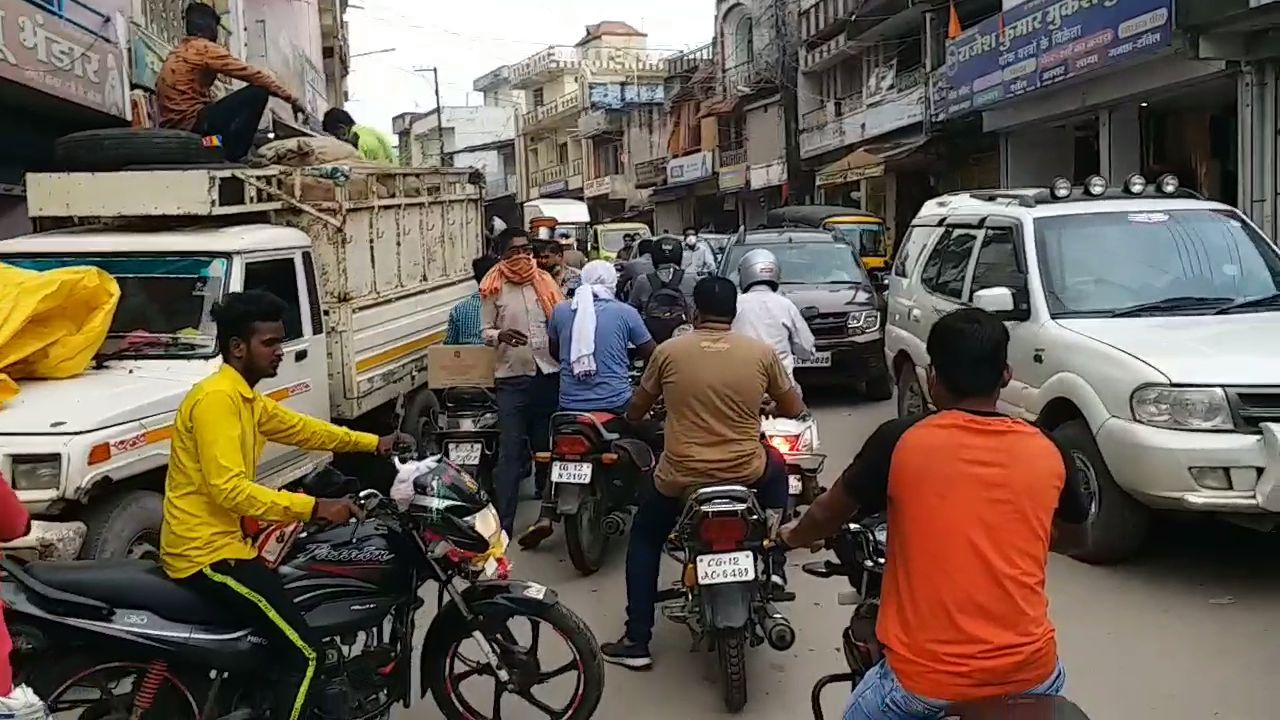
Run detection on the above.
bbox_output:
[660,484,794,713]
[437,386,500,498]
[6,460,605,720]
[805,515,1091,720]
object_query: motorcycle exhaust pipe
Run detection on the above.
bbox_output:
[601,511,629,537]
[761,605,795,651]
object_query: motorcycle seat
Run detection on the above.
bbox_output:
[945,696,1090,719]
[26,559,228,626]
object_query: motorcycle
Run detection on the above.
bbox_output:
[7,457,605,720]
[805,516,1091,720]
[437,386,500,499]
[660,484,794,714]
[760,413,825,520]
[541,411,657,575]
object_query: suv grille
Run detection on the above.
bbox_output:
[1226,388,1280,430]
[807,312,849,340]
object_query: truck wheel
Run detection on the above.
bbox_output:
[54,129,219,171]
[863,368,893,402]
[896,365,926,418]
[1052,420,1150,564]
[79,489,164,561]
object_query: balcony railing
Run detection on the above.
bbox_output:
[724,59,769,93]
[581,47,668,77]
[530,158,585,188]
[522,90,583,128]
[719,147,747,167]
[800,0,860,47]
[799,67,926,158]
[666,41,714,77]
[511,46,581,88]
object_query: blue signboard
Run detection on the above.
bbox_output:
[587,82,666,110]
[930,0,1173,122]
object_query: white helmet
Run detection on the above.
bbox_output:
[737,248,781,291]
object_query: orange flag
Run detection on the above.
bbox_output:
[998,11,1006,38]
[947,0,962,40]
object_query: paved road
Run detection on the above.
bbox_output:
[405,396,1280,720]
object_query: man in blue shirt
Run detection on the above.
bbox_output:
[518,260,657,548]
[445,255,498,345]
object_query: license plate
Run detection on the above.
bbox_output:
[695,550,757,585]
[551,461,593,485]
[788,474,802,495]
[446,442,482,466]
[797,351,832,368]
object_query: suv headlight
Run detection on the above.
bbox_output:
[9,455,62,490]
[847,310,881,336]
[1130,386,1233,431]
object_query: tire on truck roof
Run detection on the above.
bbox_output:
[54,128,222,172]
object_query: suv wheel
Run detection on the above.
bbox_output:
[1052,419,1150,564]
[896,365,926,418]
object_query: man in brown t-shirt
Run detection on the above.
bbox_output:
[601,276,807,670]
[156,3,305,161]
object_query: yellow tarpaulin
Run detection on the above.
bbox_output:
[0,262,120,407]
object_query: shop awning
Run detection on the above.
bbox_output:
[648,178,718,203]
[699,96,740,117]
[816,134,929,187]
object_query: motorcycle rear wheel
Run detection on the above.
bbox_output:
[715,628,749,713]
[564,482,609,575]
[27,655,202,719]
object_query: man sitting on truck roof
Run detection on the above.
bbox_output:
[322,108,399,165]
[156,2,306,162]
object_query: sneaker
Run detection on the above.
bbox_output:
[517,519,555,550]
[601,637,653,670]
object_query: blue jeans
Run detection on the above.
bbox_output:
[623,445,789,645]
[844,658,1066,720]
[494,372,558,536]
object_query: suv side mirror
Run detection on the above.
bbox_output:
[972,286,1030,321]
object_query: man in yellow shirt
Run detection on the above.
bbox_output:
[161,290,403,720]
[321,108,399,165]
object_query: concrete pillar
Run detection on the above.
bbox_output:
[1239,61,1276,239]
[1000,126,1074,187]
[1100,104,1141,182]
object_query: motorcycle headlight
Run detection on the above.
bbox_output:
[9,455,61,491]
[465,505,504,544]
[846,310,881,336]
[1130,386,1233,431]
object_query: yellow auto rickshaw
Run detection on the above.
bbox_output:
[765,206,889,275]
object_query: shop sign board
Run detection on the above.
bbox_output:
[930,0,1172,122]
[666,150,714,186]
[0,0,129,118]
[719,163,748,191]
[584,176,612,197]
[539,179,570,196]
[635,156,668,187]
[749,160,787,189]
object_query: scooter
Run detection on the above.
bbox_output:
[436,386,500,499]
[761,413,825,519]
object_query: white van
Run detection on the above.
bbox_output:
[884,176,1280,563]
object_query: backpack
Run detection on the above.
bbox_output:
[642,270,690,342]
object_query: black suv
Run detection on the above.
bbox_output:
[719,229,891,400]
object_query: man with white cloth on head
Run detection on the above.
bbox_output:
[518,261,658,548]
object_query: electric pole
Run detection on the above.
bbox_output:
[774,0,810,205]
[414,66,450,166]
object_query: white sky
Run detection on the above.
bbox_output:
[343,0,715,135]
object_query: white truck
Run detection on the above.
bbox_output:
[0,165,483,560]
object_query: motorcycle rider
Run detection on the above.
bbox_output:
[161,290,407,720]
[519,260,658,548]
[602,276,807,670]
[628,236,698,343]
[779,308,1090,719]
[681,227,718,278]
[731,248,816,394]
[616,237,656,299]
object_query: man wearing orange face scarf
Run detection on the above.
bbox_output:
[481,227,566,536]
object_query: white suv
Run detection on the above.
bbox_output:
[884,176,1280,563]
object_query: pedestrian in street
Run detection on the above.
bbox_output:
[558,231,588,269]
[536,241,583,295]
[445,255,498,345]
[156,2,306,162]
[321,108,399,165]
[480,228,565,536]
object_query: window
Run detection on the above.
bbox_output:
[243,258,304,341]
[970,226,1028,308]
[893,225,943,279]
[921,229,979,299]
[558,143,569,165]
[533,87,545,108]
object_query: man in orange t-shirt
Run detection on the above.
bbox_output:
[780,308,1089,719]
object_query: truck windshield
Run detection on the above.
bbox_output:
[1035,210,1280,317]
[2,255,226,357]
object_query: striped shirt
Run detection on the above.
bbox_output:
[446,292,484,345]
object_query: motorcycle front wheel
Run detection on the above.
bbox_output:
[716,628,749,713]
[424,600,604,720]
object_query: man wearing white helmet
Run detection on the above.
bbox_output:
[732,248,816,392]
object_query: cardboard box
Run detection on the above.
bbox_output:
[427,345,497,388]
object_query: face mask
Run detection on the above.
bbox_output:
[684,235,697,246]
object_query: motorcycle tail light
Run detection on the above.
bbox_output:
[553,434,593,456]
[768,434,801,454]
[699,516,748,551]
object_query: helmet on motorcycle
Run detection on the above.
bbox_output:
[737,248,781,291]
[400,459,496,553]
[652,236,684,268]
